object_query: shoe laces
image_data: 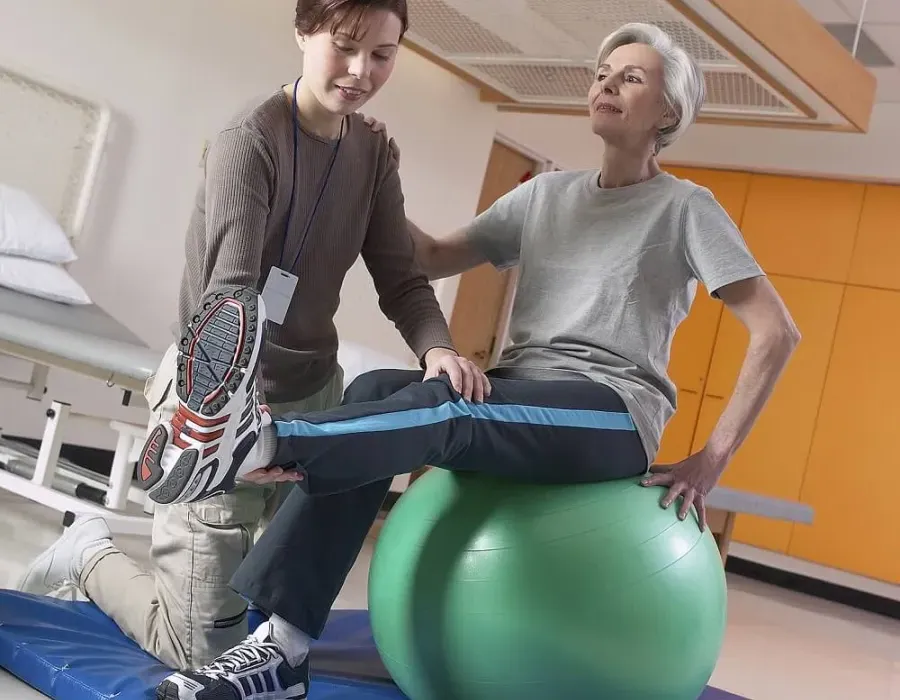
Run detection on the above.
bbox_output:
[199,636,280,679]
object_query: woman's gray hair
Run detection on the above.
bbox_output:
[596,22,705,151]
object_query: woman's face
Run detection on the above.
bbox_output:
[588,43,674,149]
[298,9,403,115]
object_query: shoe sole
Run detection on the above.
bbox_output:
[137,286,264,505]
[156,678,306,700]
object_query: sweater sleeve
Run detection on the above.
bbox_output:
[361,150,456,361]
[202,125,275,293]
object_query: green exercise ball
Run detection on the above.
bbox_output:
[368,469,727,700]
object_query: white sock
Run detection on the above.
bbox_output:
[270,614,311,666]
[237,416,278,478]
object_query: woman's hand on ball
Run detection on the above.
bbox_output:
[640,449,724,530]
[423,348,492,403]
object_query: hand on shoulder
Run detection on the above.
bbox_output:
[361,113,401,166]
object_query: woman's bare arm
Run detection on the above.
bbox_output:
[408,219,488,280]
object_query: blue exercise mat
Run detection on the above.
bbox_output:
[0,590,747,699]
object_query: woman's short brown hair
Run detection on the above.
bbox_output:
[295,0,409,40]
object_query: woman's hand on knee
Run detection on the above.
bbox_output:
[423,348,491,403]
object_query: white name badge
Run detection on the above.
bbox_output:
[261,267,298,325]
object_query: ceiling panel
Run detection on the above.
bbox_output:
[824,22,896,66]
[865,23,900,65]
[525,0,732,64]
[795,0,854,22]
[838,0,900,23]
[408,0,523,55]
[469,63,594,100]
[872,66,900,102]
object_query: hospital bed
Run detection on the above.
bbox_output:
[0,286,161,536]
[0,64,165,535]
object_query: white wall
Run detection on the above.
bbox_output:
[0,0,497,448]
[497,103,900,182]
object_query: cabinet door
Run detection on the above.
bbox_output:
[847,185,900,291]
[740,175,865,283]
[656,390,702,465]
[691,277,844,552]
[663,166,751,225]
[789,287,900,583]
[667,288,723,394]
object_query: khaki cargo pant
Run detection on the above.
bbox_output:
[79,343,344,671]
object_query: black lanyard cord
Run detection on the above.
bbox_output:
[279,77,344,273]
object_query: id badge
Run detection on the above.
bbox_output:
[261,267,298,325]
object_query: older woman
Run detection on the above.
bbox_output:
[150,22,799,700]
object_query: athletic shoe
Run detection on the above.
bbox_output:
[156,621,309,700]
[15,515,114,594]
[136,285,269,505]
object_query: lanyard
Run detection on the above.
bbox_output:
[279,77,344,272]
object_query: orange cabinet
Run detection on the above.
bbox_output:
[690,277,843,553]
[656,390,702,465]
[740,175,865,283]
[847,185,900,291]
[788,287,900,583]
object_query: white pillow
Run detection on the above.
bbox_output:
[0,254,92,305]
[0,184,78,264]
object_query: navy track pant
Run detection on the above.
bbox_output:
[230,369,648,637]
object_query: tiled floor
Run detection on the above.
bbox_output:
[1,489,898,700]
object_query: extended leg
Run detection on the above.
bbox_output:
[266,373,645,495]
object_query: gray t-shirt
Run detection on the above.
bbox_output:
[467,169,764,462]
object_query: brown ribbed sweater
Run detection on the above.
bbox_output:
[178,89,455,403]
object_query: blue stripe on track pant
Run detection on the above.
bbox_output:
[230,368,648,639]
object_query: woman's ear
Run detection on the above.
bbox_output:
[658,109,678,131]
[295,30,307,50]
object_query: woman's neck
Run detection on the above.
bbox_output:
[285,79,344,140]
[598,144,660,189]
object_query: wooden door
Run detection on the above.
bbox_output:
[409,142,535,488]
[449,141,536,369]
